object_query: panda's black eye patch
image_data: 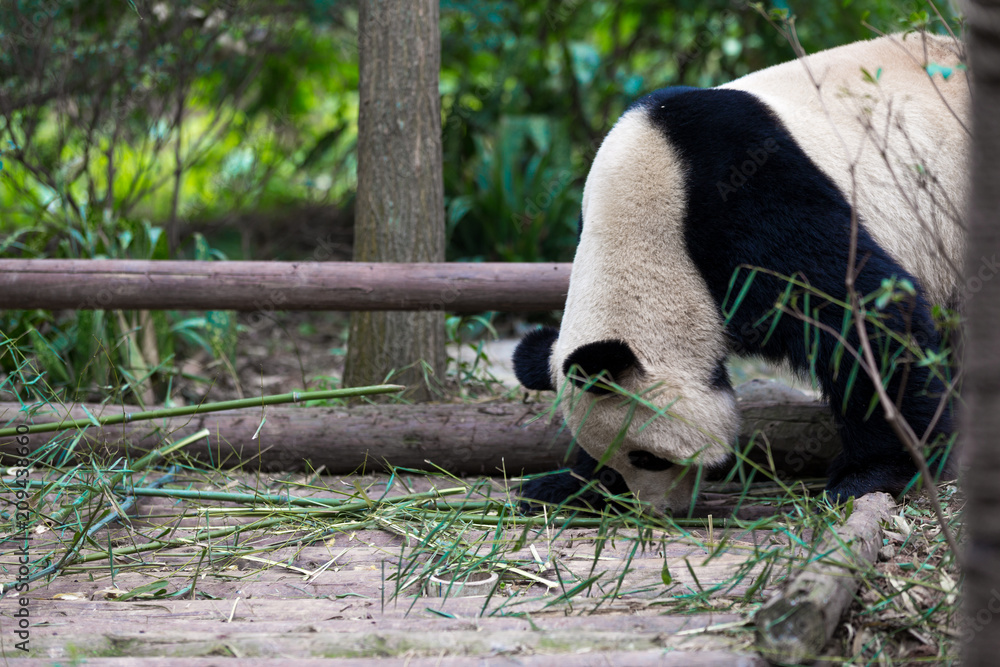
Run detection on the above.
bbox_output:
[628,450,675,471]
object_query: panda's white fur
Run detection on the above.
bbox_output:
[521,32,968,515]
[722,33,968,305]
[557,113,740,511]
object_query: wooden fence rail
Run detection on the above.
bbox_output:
[0,260,571,312]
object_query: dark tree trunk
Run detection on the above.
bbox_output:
[343,0,446,401]
[963,2,1000,664]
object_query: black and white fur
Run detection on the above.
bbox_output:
[513,33,968,514]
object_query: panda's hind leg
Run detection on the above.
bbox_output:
[817,301,956,503]
[517,449,629,514]
[823,406,956,503]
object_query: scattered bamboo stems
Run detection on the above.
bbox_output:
[49,428,211,527]
[2,430,210,591]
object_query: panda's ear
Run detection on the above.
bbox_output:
[562,339,642,395]
[513,327,559,391]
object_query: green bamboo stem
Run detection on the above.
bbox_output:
[194,505,724,529]
[109,485,471,510]
[49,428,210,526]
[107,485,731,529]
[438,513,734,528]
[0,385,405,437]
[71,518,375,565]
[404,507,743,529]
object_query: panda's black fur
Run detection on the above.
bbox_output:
[514,43,962,512]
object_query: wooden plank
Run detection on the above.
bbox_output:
[0,260,569,312]
[0,654,768,667]
[11,603,758,661]
[23,598,744,629]
[0,402,570,475]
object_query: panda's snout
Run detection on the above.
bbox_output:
[562,339,643,395]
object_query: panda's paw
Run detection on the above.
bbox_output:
[517,470,626,515]
[823,463,916,505]
[517,471,589,514]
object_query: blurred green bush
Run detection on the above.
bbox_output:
[0,0,959,399]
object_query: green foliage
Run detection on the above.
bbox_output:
[0,1,353,399]
[447,116,578,261]
[439,0,959,261]
[1,0,960,263]
[0,0,964,395]
[1,221,164,402]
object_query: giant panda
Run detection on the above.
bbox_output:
[512,32,969,515]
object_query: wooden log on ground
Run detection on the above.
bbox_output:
[0,260,570,312]
[0,402,569,475]
[0,396,841,476]
[754,492,895,664]
[735,380,843,477]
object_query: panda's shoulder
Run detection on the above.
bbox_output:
[719,32,964,102]
[625,86,786,157]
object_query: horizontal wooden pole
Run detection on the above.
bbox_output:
[0,260,571,312]
[0,395,841,476]
[1,402,570,475]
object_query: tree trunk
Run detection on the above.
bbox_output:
[963,3,1000,664]
[343,0,446,401]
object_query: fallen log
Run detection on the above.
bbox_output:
[0,391,842,476]
[735,380,842,478]
[754,492,895,664]
[0,402,569,475]
[0,260,569,312]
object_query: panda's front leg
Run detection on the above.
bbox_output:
[517,449,629,513]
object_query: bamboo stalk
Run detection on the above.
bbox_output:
[0,385,404,437]
[115,485,471,510]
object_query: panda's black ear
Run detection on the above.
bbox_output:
[562,339,642,395]
[513,327,559,391]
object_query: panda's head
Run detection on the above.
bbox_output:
[513,102,740,515]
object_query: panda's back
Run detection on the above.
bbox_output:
[721,33,969,306]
